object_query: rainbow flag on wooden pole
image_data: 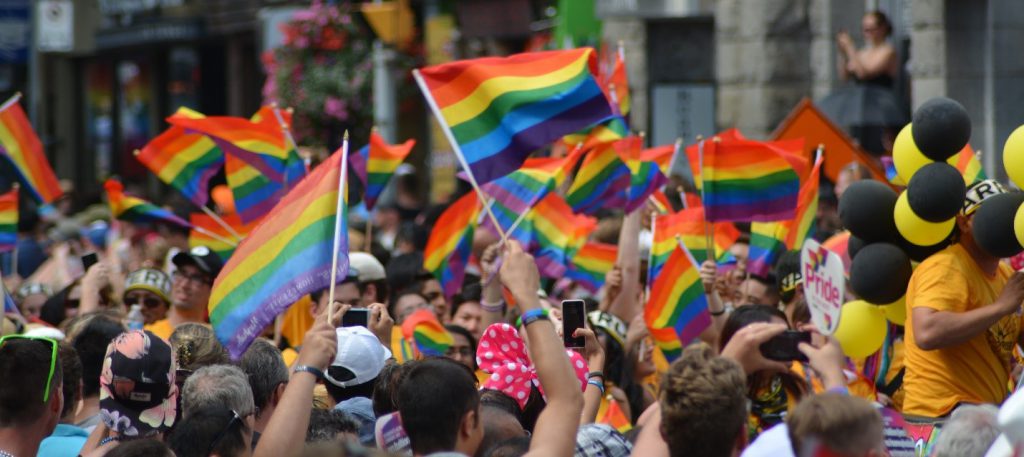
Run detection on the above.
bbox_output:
[135,108,224,207]
[644,239,710,361]
[209,135,350,359]
[0,186,17,252]
[0,94,62,204]
[104,178,192,228]
[349,129,416,211]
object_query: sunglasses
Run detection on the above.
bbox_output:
[173,270,212,286]
[207,409,254,455]
[124,297,164,308]
[0,335,58,403]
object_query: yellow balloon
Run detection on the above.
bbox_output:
[894,191,955,246]
[881,295,907,326]
[894,123,933,184]
[1003,125,1024,187]
[834,300,888,358]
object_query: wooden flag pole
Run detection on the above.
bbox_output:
[696,135,716,263]
[270,103,304,184]
[0,92,22,113]
[364,218,373,252]
[412,69,506,240]
[327,131,351,323]
[191,225,238,247]
[273,315,283,347]
[199,205,243,242]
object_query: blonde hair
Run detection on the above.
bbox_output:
[786,393,884,456]
[170,323,229,371]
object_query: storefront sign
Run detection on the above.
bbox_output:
[0,0,30,63]
[36,0,74,53]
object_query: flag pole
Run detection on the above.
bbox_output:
[646,212,656,298]
[199,205,244,242]
[270,103,304,184]
[327,131,351,323]
[364,219,373,252]
[0,92,22,113]
[697,136,715,263]
[191,225,238,247]
[411,69,506,240]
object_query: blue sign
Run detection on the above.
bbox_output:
[0,0,30,64]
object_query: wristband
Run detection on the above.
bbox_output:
[587,371,604,381]
[517,308,550,327]
[292,365,325,380]
[709,308,727,317]
[587,379,605,395]
[480,299,504,313]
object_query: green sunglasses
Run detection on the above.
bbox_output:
[0,335,58,403]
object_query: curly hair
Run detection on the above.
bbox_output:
[659,344,747,457]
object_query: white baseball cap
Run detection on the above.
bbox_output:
[349,252,387,283]
[325,326,392,388]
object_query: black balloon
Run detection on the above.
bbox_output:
[907,163,967,222]
[911,97,972,161]
[839,180,899,243]
[848,235,867,261]
[897,234,951,262]
[972,193,1024,258]
[850,243,913,305]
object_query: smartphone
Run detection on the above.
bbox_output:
[759,330,811,362]
[341,308,370,328]
[81,252,99,271]
[561,299,586,348]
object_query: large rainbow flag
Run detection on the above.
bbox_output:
[700,138,801,222]
[136,108,223,207]
[209,146,349,359]
[747,154,823,277]
[414,48,614,185]
[644,243,710,360]
[566,242,617,293]
[424,192,482,298]
[104,179,191,228]
[349,131,416,210]
[0,188,17,252]
[0,95,62,204]
[651,207,740,280]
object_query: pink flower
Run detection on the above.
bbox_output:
[324,97,349,121]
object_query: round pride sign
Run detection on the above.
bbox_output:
[801,239,844,335]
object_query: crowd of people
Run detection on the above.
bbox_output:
[2,162,1024,457]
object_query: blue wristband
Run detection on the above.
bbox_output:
[292,365,325,380]
[587,379,605,395]
[518,308,550,327]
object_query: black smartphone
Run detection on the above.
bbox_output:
[81,252,99,271]
[561,299,586,348]
[760,330,811,362]
[341,308,370,328]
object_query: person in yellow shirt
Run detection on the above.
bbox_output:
[904,180,1024,418]
[144,246,222,340]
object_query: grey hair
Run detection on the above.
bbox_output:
[182,364,256,418]
[239,339,289,414]
[932,404,1000,457]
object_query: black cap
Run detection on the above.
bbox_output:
[172,246,224,280]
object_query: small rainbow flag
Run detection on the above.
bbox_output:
[605,44,630,118]
[949,144,986,185]
[747,154,823,277]
[566,242,617,293]
[685,128,744,190]
[0,95,62,204]
[648,325,683,362]
[414,48,614,185]
[563,115,629,152]
[209,145,349,359]
[566,141,631,214]
[616,136,667,212]
[644,243,710,358]
[104,179,191,228]
[189,213,255,261]
[597,397,633,434]
[136,108,224,207]
[0,188,17,252]
[528,193,596,278]
[349,131,416,210]
[424,192,482,298]
[701,138,801,222]
[401,308,453,358]
[481,149,585,239]
[651,207,740,279]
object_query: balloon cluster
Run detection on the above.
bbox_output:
[834,97,973,357]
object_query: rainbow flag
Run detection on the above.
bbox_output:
[401,308,453,358]
[616,136,667,212]
[597,397,633,434]
[0,188,17,252]
[645,243,710,356]
[606,44,630,118]
[648,326,683,363]
[701,138,800,222]
[349,131,416,210]
[224,153,282,224]
[104,179,191,228]
[747,155,823,277]
[209,146,349,359]
[566,242,617,293]
[189,213,255,261]
[565,141,631,214]
[481,150,585,239]
[136,108,224,207]
[424,192,482,298]
[685,128,744,190]
[415,48,614,185]
[651,207,740,279]
[0,96,62,204]
[949,144,986,185]
[563,115,629,152]
[527,193,596,278]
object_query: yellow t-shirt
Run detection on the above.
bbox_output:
[903,243,1017,417]
[144,319,174,341]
